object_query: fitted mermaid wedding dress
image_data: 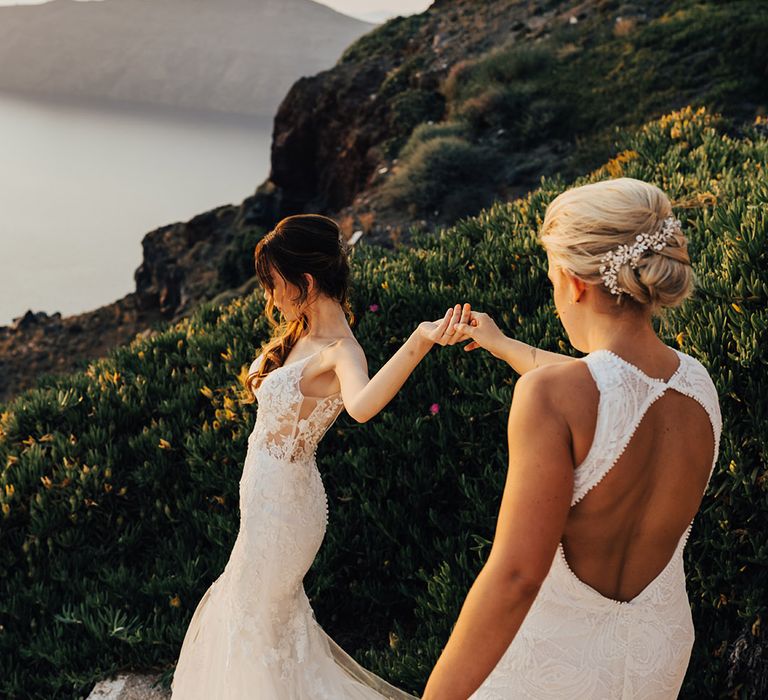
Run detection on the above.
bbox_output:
[470,348,722,700]
[171,345,414,699]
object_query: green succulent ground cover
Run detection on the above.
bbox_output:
[380,0,768,222]
[1,108,766,698]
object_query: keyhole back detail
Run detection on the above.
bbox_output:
[558,348,722,603]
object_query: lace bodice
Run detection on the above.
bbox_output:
[471,347,723,699]
[247,346,345,464]
[575,347,722,504]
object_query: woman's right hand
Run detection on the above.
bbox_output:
[453,311,510,360]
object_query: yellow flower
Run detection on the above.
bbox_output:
[158,438,172,450]
[731,303,743,314]
[675,332,685,348]
[381,281,389,290]
[1,503,9,516]
[200,386,214,399]
[4,484,14,497]
[170,595,181,608]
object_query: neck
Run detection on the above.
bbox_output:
[581,305,665,358]
[303,295,351,339]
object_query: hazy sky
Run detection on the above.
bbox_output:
[0,0,434,22]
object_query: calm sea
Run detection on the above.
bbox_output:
[0,90,272,326]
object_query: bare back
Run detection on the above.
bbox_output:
[555,348,721,602]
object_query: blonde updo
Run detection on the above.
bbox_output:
[539,178,694,313]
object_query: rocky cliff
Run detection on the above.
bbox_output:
[2,0,766,404]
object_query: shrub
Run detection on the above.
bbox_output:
[443,45,554,107]
[340,14,427,65]
[0,108,766,698]
[380,136,500,220]
[384,88,446,156]
[395,1,768,219]
[398,121,469,161]
[216,225,265,288]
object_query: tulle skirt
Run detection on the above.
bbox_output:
[170,568,414,700]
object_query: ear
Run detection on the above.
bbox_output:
[303,272,316,296]
[563,269,587,304]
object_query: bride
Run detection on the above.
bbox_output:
[170,213,466,699]
[423,178,722,699]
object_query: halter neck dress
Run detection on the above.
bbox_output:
[470,347,722,700]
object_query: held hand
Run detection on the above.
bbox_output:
[453,310,509,358]
[417,304,473,347]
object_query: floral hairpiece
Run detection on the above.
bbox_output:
[598,216,682,297]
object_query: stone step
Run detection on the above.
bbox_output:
[87,674,171,700]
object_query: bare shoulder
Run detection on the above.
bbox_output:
[514,359,597,412]
[324,336,367,368]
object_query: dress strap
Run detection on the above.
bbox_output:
[572,351,668,504]
[572,349,722,505]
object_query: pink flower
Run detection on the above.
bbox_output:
[429,403,440,416]
[368,304,380,312]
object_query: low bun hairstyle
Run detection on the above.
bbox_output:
[243,214,351,402]
[539,178,694,313]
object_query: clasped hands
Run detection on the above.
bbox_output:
[417,302,507,358]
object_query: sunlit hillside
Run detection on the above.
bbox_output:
[1,108,766,698]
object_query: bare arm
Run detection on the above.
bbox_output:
[422,369,574,700]
[335,305,469,423]
[453,310,575,375]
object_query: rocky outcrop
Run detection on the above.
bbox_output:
[87,673,170,700]
[267,0,537,214]
[0,293,162,403]
[2,0,765,405]
[0,202,255,404]
[0,0,568,404]
[134,205,239,318]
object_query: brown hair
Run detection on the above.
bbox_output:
[242,214,352,403]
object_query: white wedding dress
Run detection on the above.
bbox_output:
[171,345,414,699]
[470,348,722,700]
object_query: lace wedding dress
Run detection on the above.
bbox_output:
[171,345,414,699]
[470,348,722,700]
